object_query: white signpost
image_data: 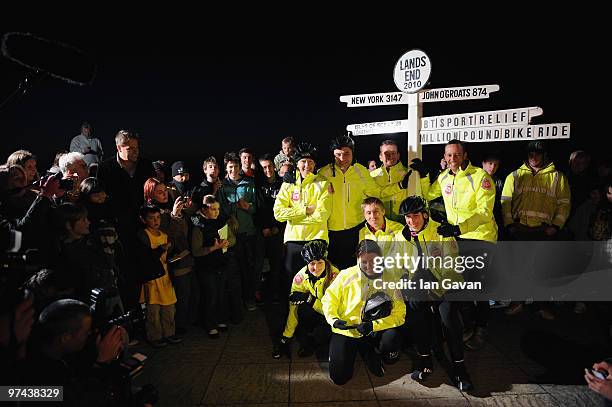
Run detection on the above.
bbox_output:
[339,49,571,194]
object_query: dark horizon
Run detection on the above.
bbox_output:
[0,29,603,178]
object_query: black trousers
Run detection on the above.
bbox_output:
[329,328,401,385]
[235,235,258,304]
[285,241,308,280]
[263,233,284,300]
[197,256,243,330]
[406,300,464,362]
[295,304,331,347]
[456,238,494,328]
[328,224,362,270]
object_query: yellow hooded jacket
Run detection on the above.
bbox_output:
[501,162,571,228]
[318,163,404,231]
[421,162,498,242]
[370,162,410,223]
[282,263,340,338]
[321,265,406,338]
[273,171,331,243]
[394,218,462,298]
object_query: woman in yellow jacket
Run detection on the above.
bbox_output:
[273,142,331,281]
[397,196,472,391]
[322,240,406,385]
[273,240,339,359]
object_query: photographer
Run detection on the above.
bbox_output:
[55,203,123,315]
[19,299,126,406]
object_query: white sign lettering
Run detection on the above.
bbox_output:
[339,92,406,107]
[420,123,571,145]
[419,85,499,103]
[346,120,409,136]
[421,107,543,131]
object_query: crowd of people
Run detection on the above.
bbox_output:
[2,121,612,404]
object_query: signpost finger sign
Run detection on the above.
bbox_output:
[340,49,571,194]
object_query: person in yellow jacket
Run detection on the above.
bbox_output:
[359,196,405,261]
[321,239,406,385]
[273,142,331,280]
[369,140,411,224]
[501,140,571,320]
[396,196,473,391]
[501,140,571,239]
[414,140,497,242]
[318,132,411,270]
[273,240,339,359]
[412,139,497,353]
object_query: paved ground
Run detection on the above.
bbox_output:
[132,303,610,406]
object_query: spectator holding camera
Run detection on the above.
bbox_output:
[19,299,125,406]
[58,152,89,203]
[585,359,612,406]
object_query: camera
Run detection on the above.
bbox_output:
[589,368,609,380]
[89,288,157,406]
[90,288,146,335]
[41,171,74,191]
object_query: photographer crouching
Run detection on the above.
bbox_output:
[19,298,157,406]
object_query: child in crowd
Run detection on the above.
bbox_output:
[138,205,182,347]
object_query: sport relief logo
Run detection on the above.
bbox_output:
[481,178,491,190]
[291,190,300,201]
[444,184,453,196]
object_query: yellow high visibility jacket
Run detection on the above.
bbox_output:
[500,162,571,229]
[359,218,405,260]
[421,162,498,242]
[273,171,331,243]
[318,163,404,231]
[370,162,410,223]
[321,265,406,338]
[282,264,340,338]
[394,218,462,298]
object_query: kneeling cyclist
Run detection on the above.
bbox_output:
[273,240,339,359]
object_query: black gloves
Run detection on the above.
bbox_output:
[409,158,429,178]
[282,170,296,184]
[333,319,349,330]
[437,222,461,237]
[288,291,314,305]
[400,169,413,189]
[356,321,374,336]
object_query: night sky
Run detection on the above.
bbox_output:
[0,27,604,179]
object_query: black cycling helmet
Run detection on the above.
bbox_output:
[294,141,318,164]
[301,239,328,263]
[355,239,382,258]
[363,291,393,322]
[330,131,355,152]
[398,195,429,216]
